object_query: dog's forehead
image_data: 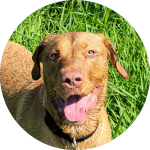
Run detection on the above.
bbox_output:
[63,32,102,44]
[55,32,103,50]
[45,32,106,59]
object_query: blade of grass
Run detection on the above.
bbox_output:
[104,8,111,25]
[60,0,67,26]
[14,30,40,42]
[113,108,125,138]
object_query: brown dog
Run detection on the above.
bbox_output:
[0,32,129,149]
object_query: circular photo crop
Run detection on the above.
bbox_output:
[0,1,150,150]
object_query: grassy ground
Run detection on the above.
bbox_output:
[10,0,150,139]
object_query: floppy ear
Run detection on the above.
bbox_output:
[32,35,52,80]
[98,34,129,79]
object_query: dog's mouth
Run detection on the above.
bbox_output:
[57,86,100,123]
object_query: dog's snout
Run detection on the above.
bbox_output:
[62,71,84,88]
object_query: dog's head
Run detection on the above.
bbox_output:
[32,32,128,138]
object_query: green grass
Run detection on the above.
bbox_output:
[10,0,150,139]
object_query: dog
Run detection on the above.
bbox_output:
[0,32,129,149]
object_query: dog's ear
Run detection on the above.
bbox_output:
[98,34,129,79]
[32,35,52,80]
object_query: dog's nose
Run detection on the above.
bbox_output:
[62,71,84,88]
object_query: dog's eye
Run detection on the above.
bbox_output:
[50,53,59,59]
[87,50,94,55]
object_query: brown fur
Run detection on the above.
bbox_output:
[0,32,128,149]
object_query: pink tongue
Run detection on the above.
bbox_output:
[64,95,89,122]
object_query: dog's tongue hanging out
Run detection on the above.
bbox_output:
[64,88,99,122]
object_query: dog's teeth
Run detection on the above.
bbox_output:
[88,93,91,97]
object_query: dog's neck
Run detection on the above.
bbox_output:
[45,109,98,144]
